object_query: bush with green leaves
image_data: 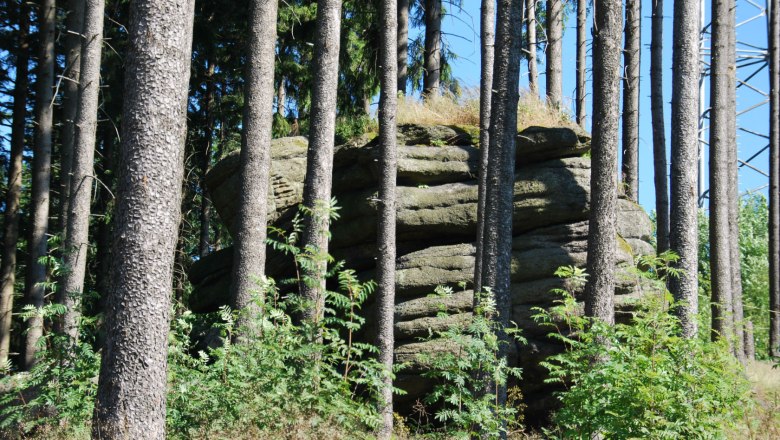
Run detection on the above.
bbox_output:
[535,257,752,439]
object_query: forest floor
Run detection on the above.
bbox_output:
[731,360,780,438]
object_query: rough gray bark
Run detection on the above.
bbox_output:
[651,0,670,253]
[59,0,105,347]
[583,0,622,324]
[621,0,640,202]
[745,320,755,360]
[376,0,398,436]
[24,0,56,370]
[668,0,701,338]
[708,0,734,348]
[526,0,538,95]
[230,0,278,333]
[770,0,780,358]
[545,0,562,108]
[575,0,586,126]
[423,0,442,98]
[480,0,523,412]
[398,0,409,94]
[0,1,30,365]
[92,0,195,437]
[199,62,215,259]
[474,0,495,297]
[277,76,286,116]
[299,0,342,325]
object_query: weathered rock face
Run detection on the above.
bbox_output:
[189,124,655,422]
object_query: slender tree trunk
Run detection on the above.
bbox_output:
[24,0,56,370]
[398,0,409,94]
[230,0,278,333]
[0,1,30,366]
[474,0,495,297]
[745,320,755,360]
[94,128,114,305]
[668,0,701,339]
[92,1,195,437]
[769,0,780,358]
[651,0,670,253]
[300,0,342,325]
[575,0,586,126]
[199,62,215,259]
[479,0,523,413]
[545,0,562,108]
[376,1,398,435]
[621,0,641,202]
[423,0,442,98]
[277,75,286,116]
[59,0,105,348]
[708,0,734,348]
[526,0,538,95]
[584,0,622,324]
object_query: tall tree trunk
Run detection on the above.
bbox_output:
[708,0,734,348]
[584,0,622,324]
[668,0,701,339]
[376,0,398,435]
[545,0,562,108]
[92,0,195,437]
[300,0,342,325]
[621,0,640,202]
[769,0,780,358]
[474,0,495,296]
[277,75,286,116]
[651,0,670,253]
[94,128,114,307]
[397,0,409,94]
[479,0,523,412]
[60,0,85,236]
[0,1,30,366]
[423,0,441,98]
[230,0,279,333]
[24,0,56,370]
[59,0,105,348]
[526,0,538,95]
[199,62,215,259]
[575,0,586,126]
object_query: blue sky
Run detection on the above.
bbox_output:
[430,0,772,214]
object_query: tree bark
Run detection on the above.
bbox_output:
[398,0,409,94]
[584,0,622,324]
[0,1,30,366]
[24,0,56,370]
[92,0,195,437]
[277,75,286,116]
[199,62,215,259]
[299,0,342,325]
[230,0,279,333]
[621,0,640,202]
[668,0,701,339]
[651,0,670,253]
[545,0,562,108]
[575,0,586,126]
[59,0,105,348]
[526,0,538,95]
[474,0,495,297]
[376,1,398,436]
[770,0,780,358]
[745,320,755,360]
[423,0,442,98]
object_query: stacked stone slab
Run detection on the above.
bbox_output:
[188,124,655,421]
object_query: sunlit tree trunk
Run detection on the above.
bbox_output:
[575,0,586,126]
[398,0,409,94]
[545,0,562,107]
[423,0,442,98]
[651,0,670,253]
[769,0,780,358]
[526,0,538,95]
[621,0,640,201]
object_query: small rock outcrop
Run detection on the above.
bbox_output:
[188,124,655,421]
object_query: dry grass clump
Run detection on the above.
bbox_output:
[396,88,577,131]
[730,360,780,439]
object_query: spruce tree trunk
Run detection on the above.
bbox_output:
[584,0,622,324]
[199,62,215,259]
[423,0,441,98]
[376,0,398,435]
[770,0,780,358]
[398,0,409,94]
[621,0,640,202]
[0,1,30,366]
[230,0,279,333]
[668,0,701,338]
[24,0,56,370]
[651,0,670,253]
[474,0,495,297]
[545,0,562,108]
[708,0,734,348]
[277,76,286,116]
[526,0,538,95]
[92,1,195,437]
[575,0,586,126]
[299,0,342,325]
[59,0,105,348]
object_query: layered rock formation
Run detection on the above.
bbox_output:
[188,124,655,421]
